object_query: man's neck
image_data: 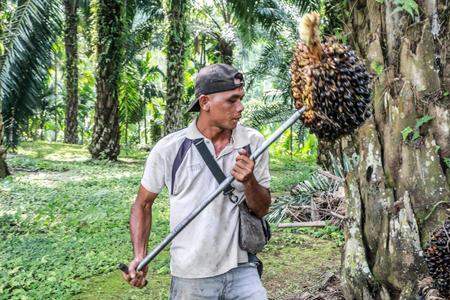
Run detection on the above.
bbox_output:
[196,118,232,144]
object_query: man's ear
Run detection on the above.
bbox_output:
[199,95,210,111]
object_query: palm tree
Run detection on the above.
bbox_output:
[119,55,164,146]
[119,0,164,145]
[192,0,239,65]
[89,0,163,158]
[0,0,62,176]
[63,0,79,144]
[88,0,124,160]
[329,1,450,297]
[163,0,189,135]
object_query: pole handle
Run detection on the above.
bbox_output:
[118,263,148,287]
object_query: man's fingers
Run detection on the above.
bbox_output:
[233,164,249,174]
[128,268,136,281]
[235,154,254,172]
[130,273,142,286]
[231,170,242,181]
[236,155,250,164]
[235,157,253,169]
[231,168,248,182]
[122,271,131,282]
[136,278,148,288]
[130,272,147,288]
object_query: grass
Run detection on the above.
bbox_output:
[269,155,317,194]
[1,141,341,300]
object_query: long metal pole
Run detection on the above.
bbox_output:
[120,107,306,273]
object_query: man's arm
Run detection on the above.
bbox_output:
[122,185,158,288]
[231,149,271,218]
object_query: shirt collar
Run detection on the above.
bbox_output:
[185,120,249,149]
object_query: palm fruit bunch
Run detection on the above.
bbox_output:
[423,219,450,297]
[291,12,372,140]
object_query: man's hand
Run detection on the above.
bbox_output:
[122,257,148,288]
[232,148,271,218]
[231,149,256,185]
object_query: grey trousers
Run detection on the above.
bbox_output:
[170,263,267,300]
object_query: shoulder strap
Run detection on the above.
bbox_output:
[193,138,234,195]
[171,138,194,194]
[243,144,252,156]
[193,138,226,183]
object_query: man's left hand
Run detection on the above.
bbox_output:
[231,149,255,185]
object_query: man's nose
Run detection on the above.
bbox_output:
[236,100,244,113]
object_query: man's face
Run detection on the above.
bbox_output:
[200,83,245,130]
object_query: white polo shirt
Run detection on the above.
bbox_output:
[141,120,271,278]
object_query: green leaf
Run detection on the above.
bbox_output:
[444,158,450,168]
[401,127,414,141]
[392,0,419,17]
[415,115,433,129]
[443,90,449,97]
[392,6,404,15]
[370,61,384,76]
[412,131,421,141]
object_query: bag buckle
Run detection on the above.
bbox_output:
[224,188,239,203]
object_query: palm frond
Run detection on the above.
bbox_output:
[242,100,292,128]
[119,64,143,125]
[266,153,358,224]
[244,0,321,112]
[0,0,62,147]
[120,58,164,127]
[122,0,164,65]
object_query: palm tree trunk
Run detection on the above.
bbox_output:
[164,0,188,136]
[322,1,450,298]
[89,0,123,160]
[53,56,58,142]
[143,105,147,144]
[0,112,10,178]
[63,0,79,144]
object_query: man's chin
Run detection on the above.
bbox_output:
[229,120,239,129]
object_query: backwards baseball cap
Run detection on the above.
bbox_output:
[188,63,244,112]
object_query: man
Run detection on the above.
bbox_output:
[122,63,271,299]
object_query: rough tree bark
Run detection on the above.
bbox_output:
[320,0,450,298]
[164,0,188,136]
[63,0,79,144]
[89,0,123,160]
[0,112,10,178]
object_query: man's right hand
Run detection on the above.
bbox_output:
[122,257,148,288]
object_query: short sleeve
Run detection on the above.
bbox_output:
[141,144,166,194]
[253,136,271,189]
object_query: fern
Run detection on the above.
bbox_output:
[392,0,419,18]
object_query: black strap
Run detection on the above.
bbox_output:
[194,138,226,183]
[171,138,194,194]
[193,138,236,195]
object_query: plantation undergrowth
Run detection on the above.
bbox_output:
[1,142,342,299]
